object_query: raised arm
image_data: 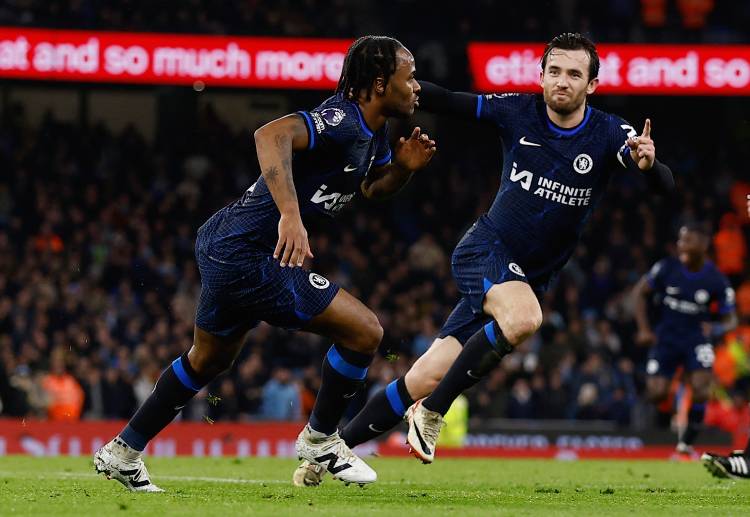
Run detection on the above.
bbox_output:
[253,114,313,268]
[418,81,480,119]
[622,119,675,194]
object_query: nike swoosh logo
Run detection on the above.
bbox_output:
[467,370,481,380]
[174,405,185,411]
[344,164,357,172]
[343,391,357,399]
[519,136,541,147]
[369,424,384,433]
[413,423,432,456]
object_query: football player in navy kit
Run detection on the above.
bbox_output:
[294,33,674,484]
[94,35,436,491]
[634,225,737,459]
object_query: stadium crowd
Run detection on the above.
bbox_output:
[1,0,749,430]
[1,92,748,429]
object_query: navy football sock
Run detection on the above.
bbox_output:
[119,352,211,451]
[308,344,374,436]
[422,322,512,416]
[678,402,706,447]
[340,377,413,447]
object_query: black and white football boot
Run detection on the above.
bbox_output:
[94,437,164,492]
[294,424,376,486]
[702,451,750,480]
[405,399,443,464]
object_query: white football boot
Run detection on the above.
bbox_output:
[295,424,376,486]
[292,460,327,487]
[406,399,443,464]
[94,437,164,492]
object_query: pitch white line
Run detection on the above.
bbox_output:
[0,471,403,486]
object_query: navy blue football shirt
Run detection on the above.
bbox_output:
[473,93,639,280]
[646,256,736,343]
[206,94,392,258]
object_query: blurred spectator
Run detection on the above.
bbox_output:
[507,378,535,419]
[539,369,570,420]
[729,180,750,225]
[260,367,301,421]
[41,348,84,421]
[736,275,750,321]
[470,368,509,421]
[714,212,746,285]
[236,351,267,418]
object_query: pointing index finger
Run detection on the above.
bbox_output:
[642,118,651,138]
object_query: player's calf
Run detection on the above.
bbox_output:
[405,337,463,399]
[411,321,516,462]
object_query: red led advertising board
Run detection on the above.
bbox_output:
[1,28,750,94]
[0,27,350,89]
[468,42,750,95]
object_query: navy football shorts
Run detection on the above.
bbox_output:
[194,225,339,338]
[647,338,715,377]
[439,221,550,344]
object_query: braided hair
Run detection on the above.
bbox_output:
[336,36,405,101]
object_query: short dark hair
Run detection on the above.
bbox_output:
[681,221,709,237]
[541,33,600,81]
[336,36,405,101]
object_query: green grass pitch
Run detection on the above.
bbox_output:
[1,456,748,516]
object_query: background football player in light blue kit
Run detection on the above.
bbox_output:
[294,33,675,484]
[634,224,738,459]
[94,35,436,491]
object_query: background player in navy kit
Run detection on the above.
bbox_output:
[634,225,738,459]
[93,35,436,491]
[293,32,674,484]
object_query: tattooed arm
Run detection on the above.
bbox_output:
[253,114,312,267]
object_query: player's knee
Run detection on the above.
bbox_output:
[500,311,542,345]
[351,312,383,353]
[190,355,233,380]
[188,346,236,380]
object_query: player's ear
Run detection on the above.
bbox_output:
[539,70,544,88]
[374,76,386,96]
[586,77,599,95]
